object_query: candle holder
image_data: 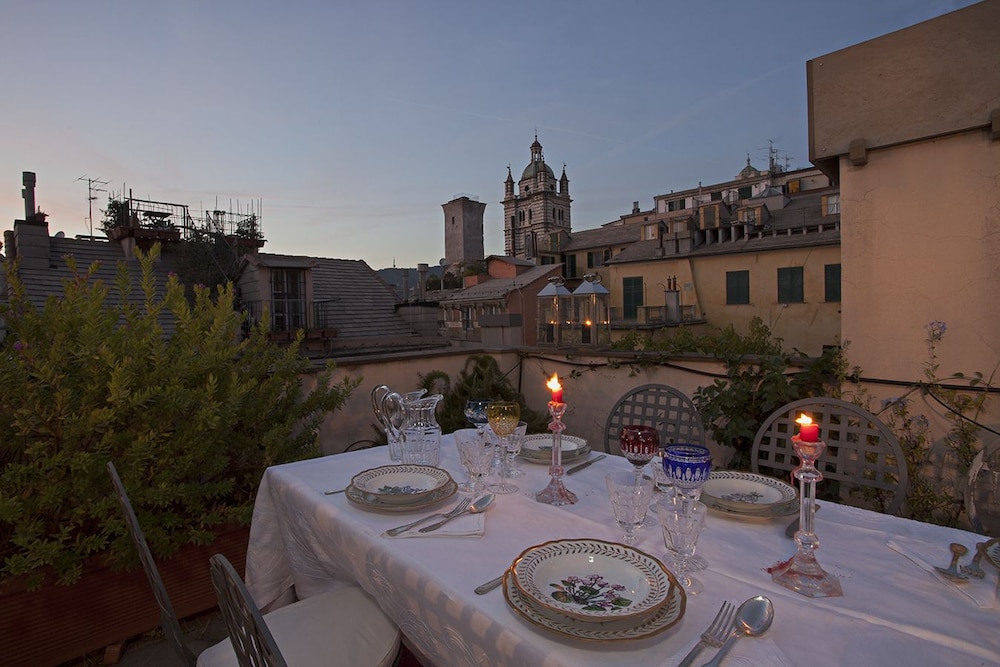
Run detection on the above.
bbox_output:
[770,435,843,598]
[535,400,578,505]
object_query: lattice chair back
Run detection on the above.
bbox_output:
[107,461,197,667]
[751,397,908,515]
[209,554,287,667]
[604,384,704,455]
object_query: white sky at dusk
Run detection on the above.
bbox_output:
[1,0,977,269]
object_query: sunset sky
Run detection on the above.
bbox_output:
[2,0,976,269]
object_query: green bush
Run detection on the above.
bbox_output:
[0,247,359,588]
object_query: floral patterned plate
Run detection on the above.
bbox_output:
[519,435,590,463]
[503,568,685,642]
[510,538,673,622]
[701,471,797,513]
[345,479,457,513]
[350,465,453,505]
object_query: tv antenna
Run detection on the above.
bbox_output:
[76,175,110,237]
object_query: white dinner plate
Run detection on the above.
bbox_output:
[503,569,685,642]
[701,495,799,519]
[701,471,797,512]
[510,538,673,622]
[345,479,457,513]
[519,434,590,464]
[350,465,453,505]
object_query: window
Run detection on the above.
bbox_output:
[622,277,643,320]
[738,186,753,200]
[270,268,307,331]
[668,198,686,212]
[565,254,578,278]
[587,250,608,268]
[726,270,750,305]
[777,267,804,303]
[461,306,474,331]
[825,263,841,302]
[711,191,722,201]
[540,255,555,265]
[642,224,658,240]
[823,194,840,215]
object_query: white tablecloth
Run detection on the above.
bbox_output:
[246,438,1000,667]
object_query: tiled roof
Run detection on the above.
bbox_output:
[562,224,639,251]
[9,236,184,334]
[440,264,561,303]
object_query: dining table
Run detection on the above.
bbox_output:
[245,434,1000,667]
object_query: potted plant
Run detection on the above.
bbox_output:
[0,246,359,665]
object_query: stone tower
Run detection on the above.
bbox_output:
[442,195,486,268]
[502,135,571,259]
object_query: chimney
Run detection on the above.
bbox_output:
[22,172,36,221]
[14,171,50,269]
[417,263,428,301]
[632,201,640,214]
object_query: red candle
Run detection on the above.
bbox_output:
[547,374,563,403]
[796,414,819,442]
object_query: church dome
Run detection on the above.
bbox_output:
[521,161,555,180]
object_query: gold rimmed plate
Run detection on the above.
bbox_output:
[345,479,457,513]
[350,465,453,505]
[519,434,589,464]
[701,471,797,513]
[503,569,685,642]
[510,538,673,623]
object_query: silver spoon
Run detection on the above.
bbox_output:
[418,494,494,533]
[701,595,774,667]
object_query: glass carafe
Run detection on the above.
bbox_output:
[371,386,426,462]
[399,394,444,467]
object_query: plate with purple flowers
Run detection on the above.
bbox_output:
[510,538,673,623]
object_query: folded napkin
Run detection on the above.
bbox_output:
[382,512,486,538]
[886,536,998,609]
[663,634,794,667]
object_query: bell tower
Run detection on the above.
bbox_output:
[502,135,571,259]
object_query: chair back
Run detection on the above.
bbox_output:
[751,397,909,515]
[604,383,704,454]
[209,554,287,667]
[106,461,196,667]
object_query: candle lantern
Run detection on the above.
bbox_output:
[571,274,610,347]
[536,276,572,346]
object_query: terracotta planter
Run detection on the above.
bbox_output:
[0,526,249,667]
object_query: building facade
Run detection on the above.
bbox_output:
[502,136,571,261]
[442,195,486,269]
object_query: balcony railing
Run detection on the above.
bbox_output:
[242,299,340,332]
[609,305,698,326]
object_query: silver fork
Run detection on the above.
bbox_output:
[677,600,736,667]
[384,498,471,537]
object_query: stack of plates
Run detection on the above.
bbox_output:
[502,538,685,641]
[700,471,798,518]
[345,465,456,513]
[518,434,590,464]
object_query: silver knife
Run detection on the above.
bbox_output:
[566,454,606,475]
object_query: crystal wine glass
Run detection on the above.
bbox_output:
[486,401,521,494]
[619,425,659,477]
[455,429,494,496]
[606,471,656,545]
[663,443,712,570]
[464,399,492,435]
[658,494,707,595]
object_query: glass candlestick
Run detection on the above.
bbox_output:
[536,400,578,505]
[770,435,843,598]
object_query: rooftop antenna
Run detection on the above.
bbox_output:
[76,175,109,237]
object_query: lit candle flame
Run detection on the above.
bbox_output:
[547,374,562,392]
[795,414,812,427]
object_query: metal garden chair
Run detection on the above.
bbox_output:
[751,397,909,515]
[604,383,705,455]
[201,554,401,667]
[107,461,199,667]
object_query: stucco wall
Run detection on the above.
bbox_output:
[839,129,1000,384]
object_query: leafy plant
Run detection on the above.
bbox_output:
[0,246,359,588]
[416,355,548,434]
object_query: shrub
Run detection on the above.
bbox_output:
[0,247,359,588]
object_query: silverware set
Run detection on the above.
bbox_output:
[935,538,999,580]
[385,497,472,536]
[676,596,773,666]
